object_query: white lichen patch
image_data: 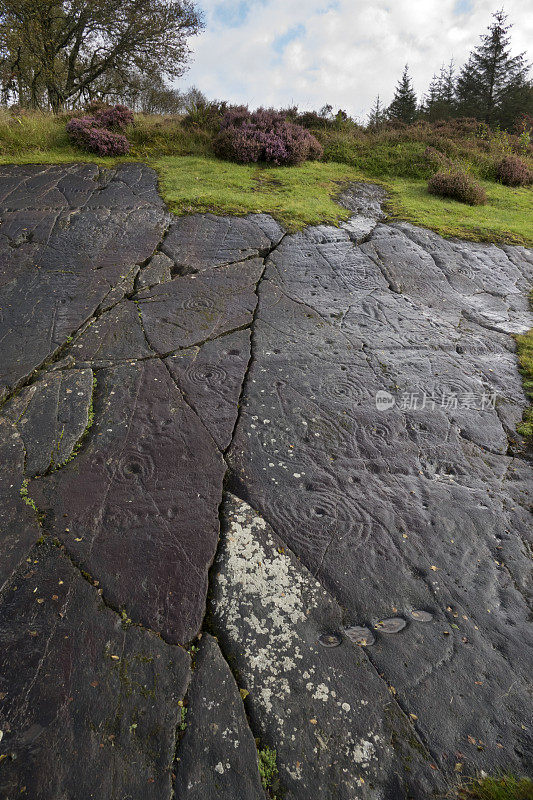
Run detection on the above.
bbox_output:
[307,682,329,702]
[212,496,401,793]
[215,500,309,714]
[353,739,375,767]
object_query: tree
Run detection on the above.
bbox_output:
[367,94,386,127]
[456,9,530,126]
[387,64,418,123]
[422,60,456,120]
[497,76,533,131]
[0,0,203,112]
[86,67,186,114]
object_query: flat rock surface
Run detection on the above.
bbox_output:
[3,368,93,475]
[0,417,43,590]
[0,165,531,799]
[165,329,251,450]
[136,257,264,354]
[31,359,226,645]
[228,215,533,784]
[173,632,265,800]
[161,212,283,273]
[209,494,442,800]
[0,543,190,800]
[0,164,169,401]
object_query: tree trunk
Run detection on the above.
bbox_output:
[47,87,64,114]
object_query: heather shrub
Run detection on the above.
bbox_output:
[214,107,323,166]
[182,95,227,130]
[66,104,133,155]
[496,155,532,186]
[428,169,487,205]
[94,104,134,130]
[297,110,330,129]
[66,117,130,155]
[424,146,455,171]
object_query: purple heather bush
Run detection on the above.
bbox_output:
[66,105,133,156]
[213,106,323,166]
[495,155,532,186]
[94,104,134,131]
[427,168,487,205]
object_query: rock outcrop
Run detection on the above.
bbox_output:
[0,164,531,799]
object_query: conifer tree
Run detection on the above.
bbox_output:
[387,65,418,123]
[368,94,386,127]
[456,9,530,125]
[423,60,456,120]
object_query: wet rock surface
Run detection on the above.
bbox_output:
[31,358,226,645]
[173,632,265,800]
[3,368,94,475]
[0,163,168,401]
[209,494,442,800]
[228,216,533,782]
[0,164,531,799]
[0,544,190,800]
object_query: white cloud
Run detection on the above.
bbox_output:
[179,0,533,121]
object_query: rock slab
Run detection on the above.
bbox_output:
[0,544,190,800]
[173,633,265,800]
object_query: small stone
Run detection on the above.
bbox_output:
[374,618,407,634]
[344,625,375,646]
[410,609,433,623]
[318,632,343,648]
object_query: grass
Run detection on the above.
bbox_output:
[514,323,533,438]
[457,775,533,800]
[153,156,360,230]
[385,178,533,246]
[257,745,279,796]
[0,109,531,241]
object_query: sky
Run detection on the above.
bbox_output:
[178,0,532,122]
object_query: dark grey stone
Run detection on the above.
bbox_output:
[0,543,190,800]
[0,417,42,590]
[31,359,226,645]
[137,258,263,354]
[0,163,100,210]
[173,633,265,800]
[72,301,155,366]
[161,213,275,273]
[4,368,93,475]
[165,329,251,450]
[137,252,173,290]
[227,216,533,785]
[209,493,444,800]
[1,167,531,799]
[0,164,168,400]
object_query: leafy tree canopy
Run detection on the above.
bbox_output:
[0,0,203,111]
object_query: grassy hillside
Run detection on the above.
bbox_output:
[0,109,531,243]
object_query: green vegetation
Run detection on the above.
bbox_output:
[178,703,188,731]
[56,374,97,468]
[385,179,533,246]
[515,324,533,438]
[257,746,279,796]
[0,0,202,113]
[0,110,531,242]
[20,478,44,525]
[155,156,356,230]
[457,774,533,800]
